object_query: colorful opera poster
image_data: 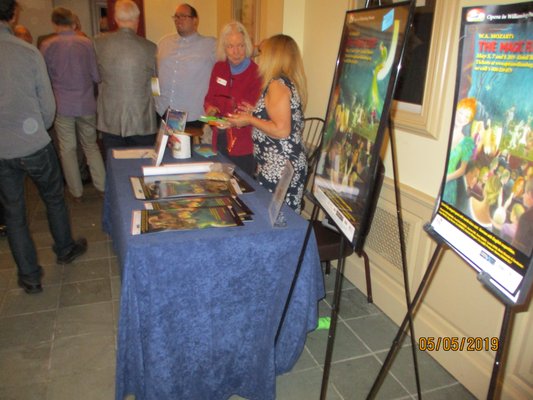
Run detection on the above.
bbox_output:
[314,2,414,246]
[431,2,533,304]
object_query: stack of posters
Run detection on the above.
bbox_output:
[130,170,255,235]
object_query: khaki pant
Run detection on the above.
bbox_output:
[54,114,106,197]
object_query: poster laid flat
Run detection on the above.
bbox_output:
[130,174,236,200]
[131,206,243,235]
[313,1,414,248]
[144,196,253,221]
[429,2,533,305]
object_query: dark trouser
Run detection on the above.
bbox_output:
[0,142,75,283]
[217,130,256,177]
[102,132,156,158]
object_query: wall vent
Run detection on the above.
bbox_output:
[365,206,411,269]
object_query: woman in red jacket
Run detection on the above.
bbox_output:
[204,21,261,176]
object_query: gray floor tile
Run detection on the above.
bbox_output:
[290,346,319,372]
[0,238,11,256]
[0,382,48,400]
[112,300,120,331]
[109,256,120,277]
[345,314,409,352]
[0,342,51,387]
[59,278,112,307]
[111,276,121,300]
[31,230,54,249]
[0,269,11,291]
[306,320,372,364]
[55,302,114,339]
[376,345,458,395]
[322,267,355,293]
[80,240,110,261]
[328,355,410,399]
[49,333,116,379]
[5,265,63,291]
[47,366,115,400]
[62,258,109,283]
[0,310,56,346]
[422,382,477,399]
[277,367,343,399]
[0,285,60,317]
[326,286,380,319]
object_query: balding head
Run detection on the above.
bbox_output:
[14,24,33,44]
[115,0,140,30]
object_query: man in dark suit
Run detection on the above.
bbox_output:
[94,0,158,154]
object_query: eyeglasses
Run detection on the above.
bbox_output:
[172,14,193,21]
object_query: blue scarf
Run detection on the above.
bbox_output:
[230,58,251,75]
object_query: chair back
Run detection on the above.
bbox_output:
[302,117,325,157]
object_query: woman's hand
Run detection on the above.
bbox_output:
[235,101,255,114]
[205,105,220,116]
[225,111,251,128]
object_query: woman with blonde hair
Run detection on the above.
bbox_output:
[226,34,308,212]
[204,21,261,176]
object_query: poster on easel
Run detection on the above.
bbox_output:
[429,2,533,305]
[313,1,415,249]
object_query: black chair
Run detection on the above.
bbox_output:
[302,117,325,157]
[308,159,385,304]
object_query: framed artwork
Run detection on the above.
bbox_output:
[313,1,415,249]
[429,1,533,305]
[232,0,260,43]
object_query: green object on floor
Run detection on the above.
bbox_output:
[316,317,330,330]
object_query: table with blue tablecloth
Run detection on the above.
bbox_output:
[102,153,325,400]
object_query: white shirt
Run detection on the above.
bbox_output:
[156,32,216,121]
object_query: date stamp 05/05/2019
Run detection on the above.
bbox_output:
[418,337,500,352]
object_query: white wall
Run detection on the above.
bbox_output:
[16,0,54,46]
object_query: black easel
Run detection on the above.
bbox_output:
[274,201,320,344]
[367,231,446,398]
[319,225,349,400]
[487,303,514,399]
[368,225,520,400]
[319,0,421,396]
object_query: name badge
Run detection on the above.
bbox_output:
[216,77,228,86]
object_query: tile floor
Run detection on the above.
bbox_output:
[0,181,477,400]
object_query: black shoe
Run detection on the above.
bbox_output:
[18,278,43,294]
[57,238,88,265]
[0,225,6,237]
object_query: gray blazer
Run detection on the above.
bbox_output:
[95,28,158,136]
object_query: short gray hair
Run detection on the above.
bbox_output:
[115,0,140,23]
[216,21,253,61]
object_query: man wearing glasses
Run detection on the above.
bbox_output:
[156,3,216,130]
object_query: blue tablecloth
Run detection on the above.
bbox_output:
[103,153,325,400]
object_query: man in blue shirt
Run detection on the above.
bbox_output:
[156,3,216,129]
[0,0,87,294]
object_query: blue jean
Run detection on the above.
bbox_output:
[0,142,75,282]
